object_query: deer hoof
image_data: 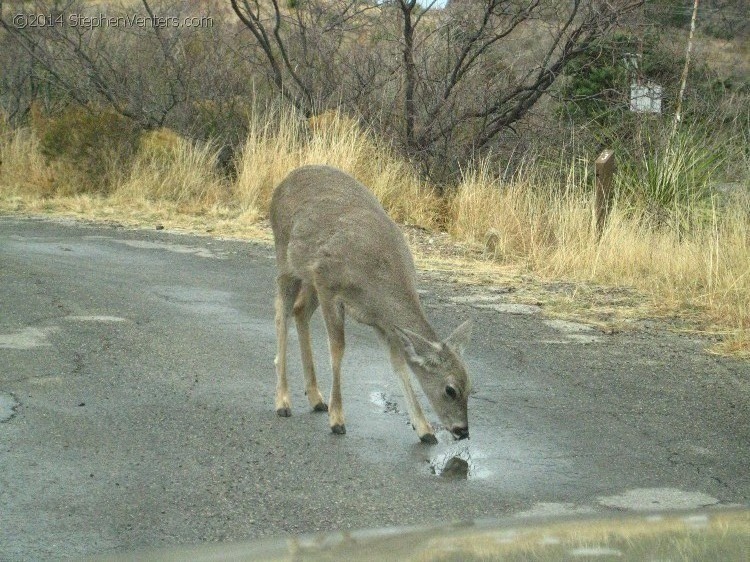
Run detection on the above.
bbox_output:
[420,433,438,445]
[331,424,346,435]
[276,407,292,417]
[313,402,329,412]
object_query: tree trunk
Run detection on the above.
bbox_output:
[400,1,417,150]
[673,0,699,137]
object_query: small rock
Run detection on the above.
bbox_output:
[440,456,469,479]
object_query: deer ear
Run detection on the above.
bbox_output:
[394,327,442,368]
[444,320,472,356]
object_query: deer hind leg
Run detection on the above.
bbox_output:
[292,283,327,412]
[388,344,437,444]
[274,274,300,417]
[318,292,346,435]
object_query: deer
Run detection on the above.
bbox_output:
[269,165,472,444]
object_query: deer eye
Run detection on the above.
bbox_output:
[445,385,458,399]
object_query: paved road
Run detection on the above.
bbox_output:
[1,216,748,560]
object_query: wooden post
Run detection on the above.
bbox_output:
[595,149,615,236]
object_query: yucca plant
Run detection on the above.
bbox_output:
[617,123,726,225]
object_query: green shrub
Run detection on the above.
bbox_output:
[35,106,141,195]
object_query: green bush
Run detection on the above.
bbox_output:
[35,106,141,195]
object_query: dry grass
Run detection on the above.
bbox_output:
[0,126,56,197]
[449,159,749,356]
[233,106,440,228]
[0,109,747,357]
[114,128,228,207]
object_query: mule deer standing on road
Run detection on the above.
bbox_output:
[270,165,472,443]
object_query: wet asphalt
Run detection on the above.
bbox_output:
[0,216,748,560]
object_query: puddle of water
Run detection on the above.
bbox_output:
[424,440,506,480]
[360,381,576,488]
[429,450,472,479]
[0,393,19,422]
[347,354,576,490]
[365,389,496,480]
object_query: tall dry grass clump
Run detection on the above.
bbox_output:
[232,106,303,212]
[114,128,227,208]
[233,106,440,228]
[0,125,55,198]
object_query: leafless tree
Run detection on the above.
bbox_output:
[399,1,644,165]
[231,0,644,178]
[0,32,37,122]
[0,0,237,129]
[229,0,381,117]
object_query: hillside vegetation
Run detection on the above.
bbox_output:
[0,1,748,356]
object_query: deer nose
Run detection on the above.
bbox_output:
[451,426,469,440]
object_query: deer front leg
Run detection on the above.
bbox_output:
[389,346,437,444]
